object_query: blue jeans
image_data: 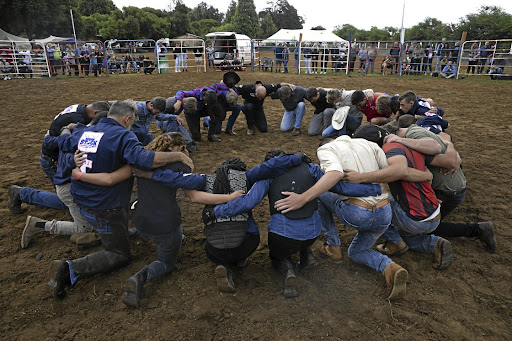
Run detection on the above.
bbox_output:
[318,192,393,273]
[365,58,375,74]
[382,198,440,254]
[20,186,67,210]
[158,118,193,144]
[138,226,183,282]
[321,114,361,138]
[304,58,311,73]
[281,102,306,131]
[39,156,57,186]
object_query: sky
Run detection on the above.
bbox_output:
[112,0,512,33]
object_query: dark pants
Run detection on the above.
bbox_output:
[185,107,222,141]
[205,233,260,267]
[432,189,478,238]
[72,207,131,275]
[216,100,242,133]
[267,232,316,261]
[242,102,267,132]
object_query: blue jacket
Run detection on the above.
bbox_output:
[215,163,382,240]
[60,117,155,210]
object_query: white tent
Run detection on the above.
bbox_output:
[0,28,28,42]
[265,29,347,44]
[37,35,73,44]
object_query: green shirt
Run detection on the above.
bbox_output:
[405,125,466,192]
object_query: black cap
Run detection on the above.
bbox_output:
[353,124,389,147]
[223,71,240,88]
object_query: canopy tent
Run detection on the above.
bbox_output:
[0,28,28,42]
[37,35,73,44]
[264,29,347,44]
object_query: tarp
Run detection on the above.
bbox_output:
[265,29,347,43]
[0,28,28,42]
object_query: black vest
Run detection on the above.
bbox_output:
[268,163,317,219]
[203,169,250,249]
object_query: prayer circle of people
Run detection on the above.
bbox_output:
[9,72,495,307]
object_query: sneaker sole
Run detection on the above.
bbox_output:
[387,268,408,301]
[434,240,453,270]
[215,266,235,293]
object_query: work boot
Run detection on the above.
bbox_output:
[185,141,198,153]
[236,258,248,268]
[207,134,221,142]
[123,266,149,307]
[8,185,23,214]
[375,241,409,256]
[292,128,300,136]
[383,262,408,301]
[214,265,235,293]
[21,216,47,249]
[299,248,317,270]
[317,244,342,263]
[280,259,298,298]
[432,238,453,270]
[49,260,71,300]
[246,129,254,136]
[477,221,496,253]
[224,129,236,136]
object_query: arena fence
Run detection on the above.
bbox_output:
[161,38,206,73]
[251,39,297,73]
[44,40,105,77]
[348,41,401,75]
[298,40,349,75]
[204,37,251,72]
[458,39,512,80]
[104,39,156,75]
[0,40,50,79]
[399,40,461,77]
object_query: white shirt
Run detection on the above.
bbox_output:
[317,135,389,204]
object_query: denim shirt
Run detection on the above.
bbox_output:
[215,163,382,240]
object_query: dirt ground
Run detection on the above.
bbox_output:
[0,71,511,341]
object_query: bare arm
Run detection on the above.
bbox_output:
[384,135,442,155]
[72,165,132,186]
[184,190,244,205]
[152,151,194,171]
[402,167,433,183]
[275,171,343,214]
[430,141,461,171]
[343,155,408,183]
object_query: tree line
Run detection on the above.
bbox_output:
[1,0,510,42]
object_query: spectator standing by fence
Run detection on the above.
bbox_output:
[302,44,312,74]
[358,45,367,73]
[422,44,433,74]
[180,43,188,72]
[366,43,377,74]
[434,39,446,73]
[207,44,214,70]
[320,43,329,74]
[173,43,181,72]
[194,47,203,72]
[467,43,479,74]
[477,42,490,74]
[311,43,319,74]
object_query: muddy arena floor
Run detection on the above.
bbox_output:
[0,71,511,340]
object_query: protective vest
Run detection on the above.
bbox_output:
[203,169,249,249]
[268,163,317,219]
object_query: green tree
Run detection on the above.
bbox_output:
[260,12,278,38]
[456,6,512,40]
[263,0,304,30]
[77,0,116,16]
[169,1,191,38]
[224,0,237,24]
[232,0,260,38]
[190,19,220,37]
[189,2,223,23]
[406,18,452,41]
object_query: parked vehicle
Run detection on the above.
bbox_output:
[205,32,251,65]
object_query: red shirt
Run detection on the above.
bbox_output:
[361,94,391,123]
[383,142,439,220]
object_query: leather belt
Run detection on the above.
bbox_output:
[436,187,466,198]
[347,198,389,210]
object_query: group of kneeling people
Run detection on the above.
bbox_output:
[9,90,495,307]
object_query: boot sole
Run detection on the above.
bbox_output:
[49,260,68,300]
[387,268,408,301]
[20,216,33,249]
[8,186,23,214]
[434,239,453,270]
[123,277,140,307]
[215,266,235,293]
[376,244,409,256]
